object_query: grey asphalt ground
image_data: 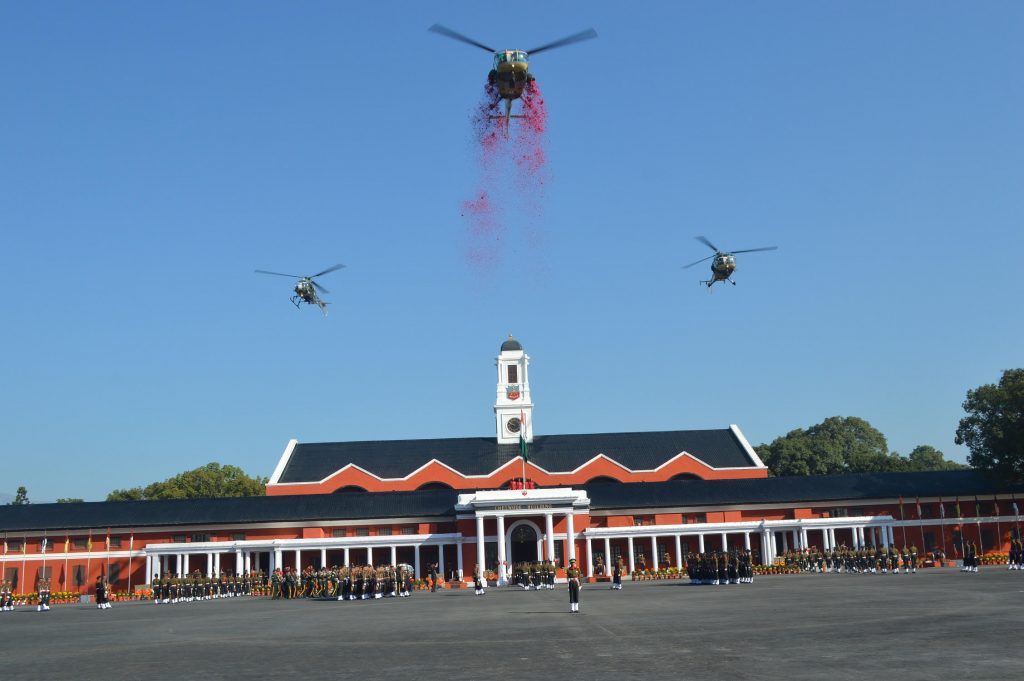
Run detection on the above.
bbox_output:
[1,569,1021,681]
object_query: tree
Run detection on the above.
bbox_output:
[956,368,1024,483]
[8,486,30,505]
[106,463,268,502]
[56,498,85,503]
[757,417,965,477]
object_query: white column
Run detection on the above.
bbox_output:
[650,536,658,570]
[674,535,683,569]
[744,532,751,550]
[801,528,809,550]
[273,549,281,572]
[721,532,728,551]
[604,537,611,572]
[366,546,373,566]
[160,554,167,576]
[888,525,896,546]
[413,544,420,578]
[627,536,635,573]
[545,514,555,562]
[215,552,222,575]
[391,545,397,567]
[183,553,190,575]
[438,544,444,575]
[565,514,575,564]
[145,555,152,582]
[791,529,799,550]
[770,532,777,561]
[496,516,507,583]
[698,534,705,553]
[781,531,789,553]
[586,537,594,577]
[319,548,327,569]
[243,552,250,575]
[456,541,464,579]
[476,516,486,573]
[881,527,890,549]
[293,549,300,572]
[343,547,350,566]
[206,553,213,577]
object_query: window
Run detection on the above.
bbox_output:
[681,541,691,555]
[172,535,186,543]
[830,507,849,518]
[190,534,209,543]
[980,529,994,549]
[923,532,936,551]
[507,365,518,383]
[633,516,653,526]
[612,545,622,563]
[232,533,246,541]
[850,508,865,518]
[5,567,18,587]
[37,566,53,581]
[691,514,707,524]
[73,565,86,587]
[7,540,22,552]
[108,564,121,584]
[332,529,348,538]
[976,503,989,516]
[378,527,392,536]
[919,505,932,519]
[355,528,369,537]
[401,527,415,535]
[553,542,563,564]
[73,538,89,550]
[109,537,122,548]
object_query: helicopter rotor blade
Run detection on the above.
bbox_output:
[428,24,496,53]
[254,269,302,278]
[311,280,330,295]
[729,246,779,254]
[695,236,719,253]
[682,255,715,269]
[527,28,598,56]
[310,263,346,279]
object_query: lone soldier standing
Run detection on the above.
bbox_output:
[37,576,51,612]
[566,558,582,614]
[611,558,623,590]
[473,564,486,596]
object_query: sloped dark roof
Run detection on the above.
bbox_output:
[276,429,758,483]
[584,470,1022,511]
[0,489,460,533]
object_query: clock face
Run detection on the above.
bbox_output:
[506,417,521,434]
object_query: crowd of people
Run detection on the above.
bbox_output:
[152,570,262,604]
[776,546,920,573]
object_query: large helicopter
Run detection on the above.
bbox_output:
[683,237,777,288]
[254,264,345,315]
[428,24,597,137]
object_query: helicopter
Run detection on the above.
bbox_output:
[428,24,597,137]
[254,264,345,315]
[683,237,777,288]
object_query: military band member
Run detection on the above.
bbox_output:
[566,558,582,613]
[611,558,623,590]
[95,575,109,610]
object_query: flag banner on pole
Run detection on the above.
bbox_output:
[519,410,528,462]
[1014,501,1020,516]
[993,497,1000,516]
[3,535,7,555]
[87,532,93,552]
[955,497,962,518]
[916,497,922,517]
[939,497,946,518]
[105,529,111,551]
[129,530,134,553]
[41,537,47,554]
[64,535,70,554]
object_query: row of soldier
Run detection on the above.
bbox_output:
[686,551,756,584]
[780,546,920,574]
[270,564,416,599]
[511,561,558,590]
[153,570,263,603]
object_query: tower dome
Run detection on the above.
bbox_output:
[500,335,523,352]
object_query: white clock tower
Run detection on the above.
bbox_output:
[494,335,534,445]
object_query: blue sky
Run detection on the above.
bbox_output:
[2,1,1021,502]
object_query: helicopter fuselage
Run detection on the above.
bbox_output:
[489,50,533,101]
[293,279,317,304]
[706,254,737,287]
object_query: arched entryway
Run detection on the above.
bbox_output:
[506,519,542,565]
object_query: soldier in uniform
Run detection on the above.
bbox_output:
[152,573,162,604]
[95,575,108,610]
[566,558,582,614]
[473,564,486,596]
[546,561,556,589]
[595,555,605,577]
[909,545,918,573]
[0,579,13,611]
[36,575,51,611]
[611,558,623,590]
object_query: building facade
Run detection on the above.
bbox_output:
[1,338,1020,595]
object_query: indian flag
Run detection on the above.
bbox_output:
[519,410,528,462]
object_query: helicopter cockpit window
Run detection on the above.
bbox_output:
[514,51,526,62]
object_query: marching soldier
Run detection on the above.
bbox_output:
[95,575,109,610]
[152,573,162,604]
[566,558,582,614]
[595,554,605,577]
[909,545,918,573]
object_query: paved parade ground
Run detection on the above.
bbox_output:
[2,569,1021,681]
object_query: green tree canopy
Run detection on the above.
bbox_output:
[955,368,1024,483]
[56,497,84,503]
[8,486,30,505]
[107,463,268,501]
[757,416,965,476]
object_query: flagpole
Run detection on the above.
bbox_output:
[974,497,985,555]
[86,531,92,597]
[127,530,134,596]
[916,498,925,553]
[63,535,69,592]
[41,531,47,588]
[21,539,27,596]
[898,496,907,547]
